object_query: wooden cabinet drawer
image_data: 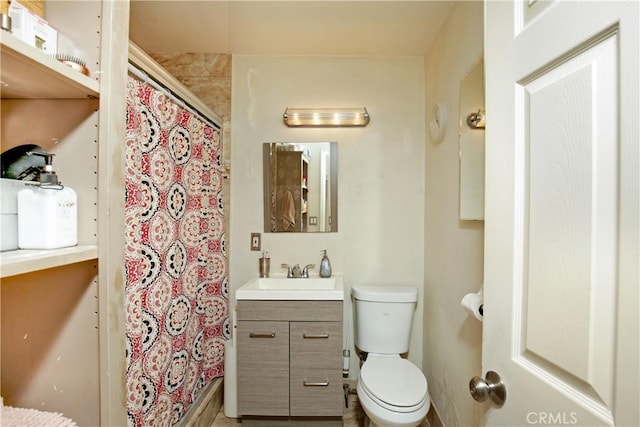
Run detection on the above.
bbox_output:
[290,367,343,416]
[237,321,290,416]
[290,322,342,370]
[237,300,342,321]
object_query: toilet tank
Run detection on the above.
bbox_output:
[351,285,418,354]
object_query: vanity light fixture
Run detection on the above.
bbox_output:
[283,107,370,127]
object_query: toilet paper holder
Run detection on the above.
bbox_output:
[461,286,484,321]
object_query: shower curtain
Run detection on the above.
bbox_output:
[124,75,229,426]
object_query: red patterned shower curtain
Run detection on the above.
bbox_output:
[124,76,229,426]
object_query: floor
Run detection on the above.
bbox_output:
[210,392,430,426]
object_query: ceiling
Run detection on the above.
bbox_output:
[129,1,455,56]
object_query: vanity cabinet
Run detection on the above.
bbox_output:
[237,300,343,419]
[0,2,128,425]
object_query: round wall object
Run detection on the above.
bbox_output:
[429,103,447,143]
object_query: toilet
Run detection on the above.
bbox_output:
[352,285,429,427]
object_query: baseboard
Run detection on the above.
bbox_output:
[177,377,224,427]
[427,401,444,427]
[242,417,342,426]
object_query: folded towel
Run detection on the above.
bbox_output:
[281,190,295,230]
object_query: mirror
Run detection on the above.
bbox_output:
[263,142,338,232]
[459,59,485,220]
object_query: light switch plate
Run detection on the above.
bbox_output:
[250,233,261,251]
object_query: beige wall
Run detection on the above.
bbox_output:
[149,53,231,121]
[423,2,485,425]
[230,55,426,376]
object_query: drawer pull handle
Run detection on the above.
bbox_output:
[303,333,329,339]
[249,332,276,338]
[303,381,330,387]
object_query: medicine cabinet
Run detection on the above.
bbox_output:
[263,142,338,233]
[459,59,485,220]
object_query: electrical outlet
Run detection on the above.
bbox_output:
[250,233,261,251]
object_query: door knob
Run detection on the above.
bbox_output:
[469,371,506,405]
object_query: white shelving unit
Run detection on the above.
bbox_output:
[0,2,128,425]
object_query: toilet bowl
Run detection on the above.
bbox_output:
[357,354,429,427]
[351,285,429,427]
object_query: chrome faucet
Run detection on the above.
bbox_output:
[292,264,302,278]
[281,263,316,278]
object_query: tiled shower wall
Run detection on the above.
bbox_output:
[149,53,232,254]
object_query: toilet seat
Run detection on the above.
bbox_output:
[359,355,428,413]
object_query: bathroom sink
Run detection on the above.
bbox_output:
[236,275,344,301]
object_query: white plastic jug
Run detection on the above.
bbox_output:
[18,184,78,249]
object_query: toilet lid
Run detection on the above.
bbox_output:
[360,356,428,409]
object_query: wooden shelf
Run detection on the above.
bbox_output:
[0,32,99,99]
[0,245,98,278]
[0,2,113,424]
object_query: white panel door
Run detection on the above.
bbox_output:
[483,1,638,425]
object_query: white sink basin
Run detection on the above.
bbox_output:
[236,275,344,300]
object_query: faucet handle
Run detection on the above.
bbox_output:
[302,264,316,278]
[281,263,293,278]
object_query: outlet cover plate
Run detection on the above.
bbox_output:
[250,233,261,251]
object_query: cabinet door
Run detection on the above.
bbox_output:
[237,320,290,416]
[290,322,343,416]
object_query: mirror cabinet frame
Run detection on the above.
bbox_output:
[263,142,338,233]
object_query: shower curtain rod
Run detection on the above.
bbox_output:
[127,63,220,131]
[128,41,222,130]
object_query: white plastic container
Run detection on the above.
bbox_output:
[17,152,77,249]
[18,185,77,249]
[1,178,30,251]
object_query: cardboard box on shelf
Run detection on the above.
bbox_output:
[16,0,44,17]
[8,0,56,54]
